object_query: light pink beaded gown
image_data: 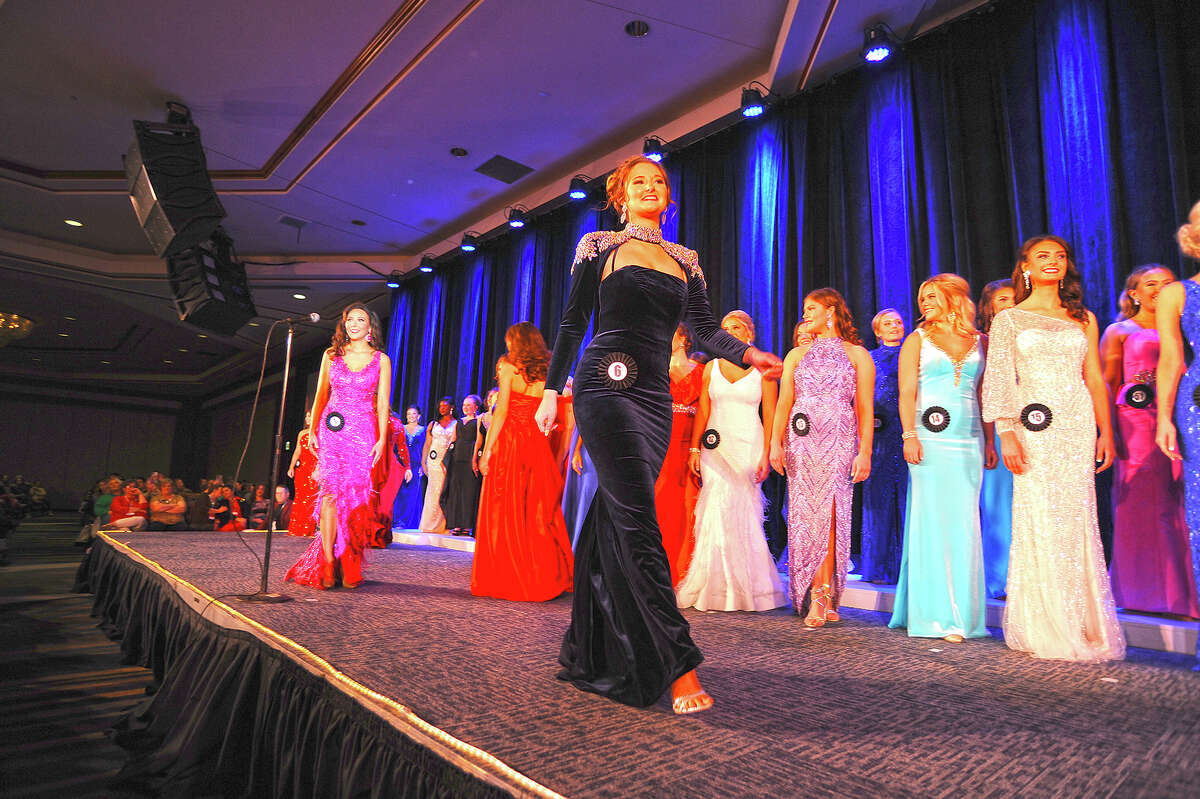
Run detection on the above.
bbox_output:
[784,337,857,615]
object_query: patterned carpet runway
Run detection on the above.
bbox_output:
[101,532,1199,799]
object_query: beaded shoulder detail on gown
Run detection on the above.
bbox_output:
[572,226,705,283]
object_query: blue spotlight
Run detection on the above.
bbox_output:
[460,233,478,252]
[418,255,434,273]
[568,174,590,200]
[862,24,896,63]
[740,87,765,118]
[643,136,666,163]
[386,270,401,288]
[506,206,527,228]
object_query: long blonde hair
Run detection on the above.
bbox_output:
[918,274,977,338]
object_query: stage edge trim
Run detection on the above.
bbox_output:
[95,532,568,799]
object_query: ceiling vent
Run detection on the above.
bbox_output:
[475,155,534,185]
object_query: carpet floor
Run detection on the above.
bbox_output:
[95,531,1200,799]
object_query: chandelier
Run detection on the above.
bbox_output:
[0,312,34,347]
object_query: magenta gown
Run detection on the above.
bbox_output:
[1110,328,1200,617]
[285,350,381,588]
[784,337,857,614]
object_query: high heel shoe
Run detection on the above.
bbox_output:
[804,585,829,628]
[319,559,335,590]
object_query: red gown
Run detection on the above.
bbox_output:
[547,394,574,479]
[367,416,410,547]
[471,392,574,601]
[654,361,703,585]
[289,431,318,536]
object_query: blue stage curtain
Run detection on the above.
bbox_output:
[386,0,1200,424]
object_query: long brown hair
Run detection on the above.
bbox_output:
[977,279,1012,334]
[1010,235,1088,324]
[1118,264,1174,319]
[328,302,383,357]
[504,322,550,383]
[805,288,861,346]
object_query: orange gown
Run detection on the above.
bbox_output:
[654,362,703,585]
[471,393,574,601]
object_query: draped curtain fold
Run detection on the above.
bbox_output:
[386,0,1199,417]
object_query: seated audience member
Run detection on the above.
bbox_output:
[210,485,233,530]
[105,481,148,531]
[269,485,293,533]
[148,479,188,531]
[29,482,49,515]
[248,484,269,528]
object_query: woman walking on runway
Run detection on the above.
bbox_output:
[286,303,391,589]
[538,155,782,714]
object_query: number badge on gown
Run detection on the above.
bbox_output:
[1020,403,1052,431]
[1125,383,1153,409]
[791,412,811,437]
[701,429,721,449]
[873,412,887,431]
[325,411,345,432]
[598,352,638,390]
[921,406,950,433]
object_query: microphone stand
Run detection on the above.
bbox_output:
[237,320,296,604]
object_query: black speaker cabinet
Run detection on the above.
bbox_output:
[125,120,226,257]
[166,228,257,335]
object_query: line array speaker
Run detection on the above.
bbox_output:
[166,228,257,335]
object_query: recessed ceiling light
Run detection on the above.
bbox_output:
[64,219,83,227]
[163,359,174,364]
[197,333,207,338]
[57,332,69,337]
[450,146,468,158]
[64,315,77,321]
[293,293,307,300]
[178,348,189,353]
[247,321,260,327]
[100,360,111,365]
[32,357,42,362]
[625,20,650,38]
[351,219,366,226]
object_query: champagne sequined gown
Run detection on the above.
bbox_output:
[982,309,1124,661]
[784,337,857,615]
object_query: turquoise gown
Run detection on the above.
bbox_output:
[889,330,988,638]
[979,428,1013,598]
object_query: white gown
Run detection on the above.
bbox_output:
[982,309,1124,661]
[676,364,786,611]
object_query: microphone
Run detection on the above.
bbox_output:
[279,312,321,324]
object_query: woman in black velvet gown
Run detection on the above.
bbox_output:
[536,155,782,713]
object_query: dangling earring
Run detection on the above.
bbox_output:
[619,205,627,225]
[825,316,833,332]
[1023,270,1031,290]
[1132,296,1141,312]
[366,331,372,344]
[948,311,957,327]
[1058,279,1063,291]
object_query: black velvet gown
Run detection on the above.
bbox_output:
[546,225,749,707]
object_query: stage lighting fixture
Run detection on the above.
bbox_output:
[568,175,590,200]
[862,24,896,63]
[506,206,528,229]
[460,232,479,252]
[740,86,766,118]
[386,270,402,288]
[643,136,667,163]
[419,255,435,273]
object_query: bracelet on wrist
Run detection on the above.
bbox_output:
[688,447,701,453]
[901,430,918,440]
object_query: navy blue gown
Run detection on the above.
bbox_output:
[858,344,907,583]
[546,225,749,707]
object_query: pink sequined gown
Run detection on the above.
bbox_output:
[1111,327,1199,617]
[784,337,857,614]
[285,350,381,588]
